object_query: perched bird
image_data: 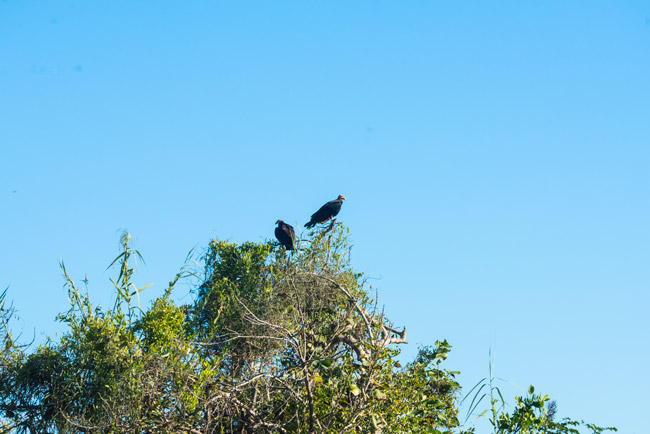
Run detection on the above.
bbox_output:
[275,220,296,250]
[304,195,346,228]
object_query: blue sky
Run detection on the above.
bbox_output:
[1,1,649,432]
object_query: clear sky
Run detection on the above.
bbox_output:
[1,1,649,432]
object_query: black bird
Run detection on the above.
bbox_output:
[304,195,346,228]
[275,220,296,250]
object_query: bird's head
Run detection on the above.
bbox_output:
[338,195,346,200]
[276,219,284,225]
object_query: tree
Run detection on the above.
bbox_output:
[0,225,462,434]
[0,225,616,434]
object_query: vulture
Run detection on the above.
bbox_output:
[304,195,346,228]
[275,220,296,250]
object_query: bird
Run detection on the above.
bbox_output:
[275,220,296,250]
[304,195,346,228]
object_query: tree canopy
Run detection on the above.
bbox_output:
[0,225,616,434]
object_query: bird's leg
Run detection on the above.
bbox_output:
[318,219,337,237]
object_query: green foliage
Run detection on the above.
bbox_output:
[494,386,616,434]
[463,357,617,434]
[0,226,617,434]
